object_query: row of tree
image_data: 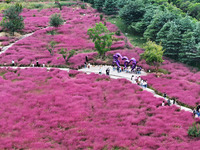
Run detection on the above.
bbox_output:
[82,0,200,68]
[120,0,200,67]
[165,0,200,20]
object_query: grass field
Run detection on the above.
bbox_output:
[107,16,146,48]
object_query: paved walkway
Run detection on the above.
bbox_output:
[79,65,193,113]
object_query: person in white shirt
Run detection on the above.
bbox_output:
[140,80,144,87]
[12,60,15,66]
[162,101,165,106]
[99,67,102,74]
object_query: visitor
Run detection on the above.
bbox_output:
[36,60,39,67]
[167,99,171,106]
[85,56,88,63]
[145,80,148,88]
[196,105,200,112]
[43,63,45,67]
[172,99,176,105]
[162,101,165,106]
[12,60,15,66]
[117,66,120,73]
[99,67,102,75]
[131,75,134,81]
[32,63,34,67]
[193,108,196,117]
[138,76,141,85]
[106,68,110,75]
[121,66,124,72]
[163,93,167,99]
[84,62,87,68]
[112,64,115,71]
[87,63,90,69]
[140,79,144,87]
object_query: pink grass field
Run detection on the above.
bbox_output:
[0,6,130,67]
[0,67,199,149]
[0,5,200,108]
[142,60,200,107]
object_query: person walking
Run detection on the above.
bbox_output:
[84,62,87,68]
[36,60,39,67]
[106,68,110,75]
[162,101,165,106]
[85,56,88,63]
[167,99,171,106]
[117,66,119,73]
[163,93,167,99]
[99,67,102,75]
[12,60,15,66]
[131,75,134,81]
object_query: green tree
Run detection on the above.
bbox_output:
[119,0,145,25]
[165,22,182,60]
[144,9,177,41]
[103,0,117,15]
[0,3,24,35]
[131,4,158,33]
[59,48,76,62]
[94,0,105,11]
[156,21,172,48]
[117,0,130,9]
[177,16,194,34]
[193,22,200,44]
[179,31,196,63]
[49,13,64,27]
[47,41,57,56]
[87,22,113,58]
[140,41,164,74]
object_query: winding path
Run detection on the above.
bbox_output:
[0,24,194,115]
[1,65,193,114]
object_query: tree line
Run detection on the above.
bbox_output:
[82,0,200,68]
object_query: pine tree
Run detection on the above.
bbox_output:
[180,31,196,63]
[117,0,130,9]
[119,0,145,25]
[94,0,105,11]
[144,10,177,41]
[103,0,117,15]
[131,4,157,33]
[193,23,200,44]
[165,22,182,60]
[156,21,172,48]
[177,16,194,34]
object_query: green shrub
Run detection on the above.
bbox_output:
[115,30,121,36]
[67,49,76,61]
[49,13,64,27]
[0,3,24,35]
[100,14,103,21]
[80,4,86,9]
[188,123,200,137]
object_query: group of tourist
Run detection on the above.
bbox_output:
[131,75,148,88]
[112,65,142,74]
[161,93,176,106]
